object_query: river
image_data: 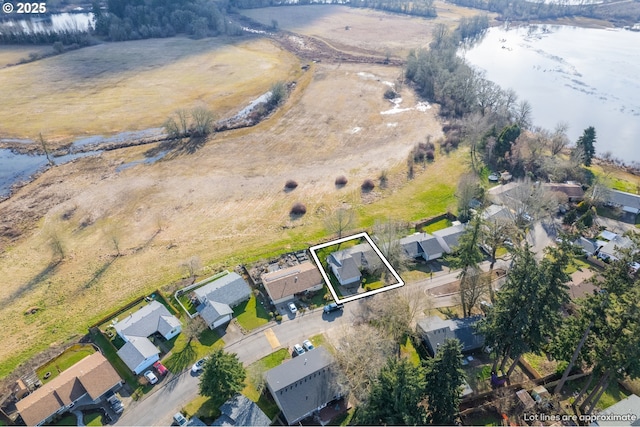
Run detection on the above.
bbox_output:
[462,24,640,164]
[0,12,94,33]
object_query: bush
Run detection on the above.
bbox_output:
[290,202,307,216]
[426,149,435,161]
[335,175,348,187]
[384,88,398,100]
[275,314,283,322]
[284,179,298,190]
[361,179,375,192]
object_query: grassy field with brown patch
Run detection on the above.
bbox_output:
[0,6,486,378]
[0,60,467,377]
[0,36,300,143]
[241,2,494,58]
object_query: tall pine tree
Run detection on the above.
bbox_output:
[424,339,466,425]
[575,126,596,166]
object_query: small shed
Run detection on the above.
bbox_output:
[516,389,536,410]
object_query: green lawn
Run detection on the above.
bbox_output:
[84,412,103,426]
[400,335,421,366]
[242,349,290,419]
[37,344,96,383]
[309,333,328,349]
[422,218,453,233]
[163,329,224,373]
[183,395,224,424]
[90,330,138,389]
[233,294,271,331]
[48,414,76,426]
[563,376,629,411]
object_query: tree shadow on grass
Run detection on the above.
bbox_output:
[198,329,222,347]
[84,256,118,289]
[165,342,197,373]
[1,260,61,305]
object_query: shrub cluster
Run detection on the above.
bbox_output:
[290,202,307,216]
[335,176,348,187]
[361,179,375,192]
[284,180,298,190]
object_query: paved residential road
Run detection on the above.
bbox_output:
[116,261,506,426]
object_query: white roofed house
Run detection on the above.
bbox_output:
[193,272,252,330]
[113,300,181,374]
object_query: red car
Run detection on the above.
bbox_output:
[153,361,168,376]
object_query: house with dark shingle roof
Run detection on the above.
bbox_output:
[605,189,640,215]
[262,261,324,305]
[212,394,271,426]
[433,223,467,254]
[265,347,342,425]
[194,272,252,329]
[416,316,485,356]
[327,243,381,286]
[114,300,181,374]
[16,353,122,426]
[399,232,445,261]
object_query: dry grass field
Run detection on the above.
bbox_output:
[0,5,487,377]
[241,1,492,57]
[0,45,54,68]
[0,36,300,143]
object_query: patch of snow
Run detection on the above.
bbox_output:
[416,102,432,111]
[350,127,362,134]
[357,72,378,80]
[386,123,398,127]
[382,81,395,87]
[234,92,272,120]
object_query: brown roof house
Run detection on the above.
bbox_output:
[262,262,324,305]
[16,352,122,426]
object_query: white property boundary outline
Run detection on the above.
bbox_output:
[309,232,405,304]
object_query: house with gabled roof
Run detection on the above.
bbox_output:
[605,189,640,216]
[327,243,381,286]
[399,232,445,261]
[212,394,271,426]
[194,272,252,330]
[114,300,181,374]
[16,353,122,426]
[433,223,467,254]
[265,347,342,425]
[598,235,634,262]
[416,316,485,356]
[262,261,324,305]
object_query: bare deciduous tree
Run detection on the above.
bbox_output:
[332,324,395,405]
[372,219,409,272]
[325,207,356,240]
[181,256,202,281]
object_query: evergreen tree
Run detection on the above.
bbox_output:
[424,339,465,425]
[356,357,427,425]
[575,126,596,166]
[199,349,246,401]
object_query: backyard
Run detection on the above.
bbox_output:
[36,344,96,384]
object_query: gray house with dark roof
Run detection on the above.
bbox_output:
[265,347,342,425]
[194,272,252,329]
[433,223,467,254]
[605,190,640,215]
[213,394,271,426]
[417,316,485,356]
[113,300,181,374]
[327,243,381,286]
[400,233,445,261]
